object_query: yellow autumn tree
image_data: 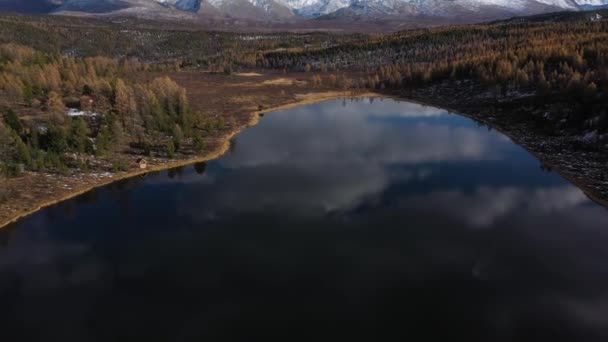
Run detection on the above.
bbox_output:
[47,91,66,115]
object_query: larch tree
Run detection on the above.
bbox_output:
[47,91,66,115]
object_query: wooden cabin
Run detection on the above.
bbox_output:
[135,158,148,169]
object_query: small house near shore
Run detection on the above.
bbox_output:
[135,158,148,169]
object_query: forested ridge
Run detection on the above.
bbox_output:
[0,14,352,68]
[265,19,608,138]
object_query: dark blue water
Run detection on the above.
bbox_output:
[2,98,608,341]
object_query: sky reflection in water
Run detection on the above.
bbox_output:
[1,98,608,341]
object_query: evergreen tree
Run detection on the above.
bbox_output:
[193,131,205,152]
[44,125,68,153]
[68,117,91,153]
[172,124,184,151]
[3,109,22,135]
[166,140,175,159]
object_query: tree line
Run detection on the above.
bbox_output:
[264,20,608,133]
[0,43,203,177]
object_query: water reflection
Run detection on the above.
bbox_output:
[1,98,608,341]
[193,162,207,175]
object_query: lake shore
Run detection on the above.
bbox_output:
[0,90,376,230]
[3,74,608,230]
[388,85,608,209]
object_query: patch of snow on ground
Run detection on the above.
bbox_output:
[66,108,99,117]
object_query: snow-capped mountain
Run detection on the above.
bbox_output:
[278,0,351,16]
[141,0,608,18]
[156,0,201,11]
[576,0,608,5]
[2,0,608,22]
[575,0,608,9]
[284,0,585,18]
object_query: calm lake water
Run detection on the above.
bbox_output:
[2,98,608,341]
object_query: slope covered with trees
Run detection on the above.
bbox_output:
[0,43,201,176]
[264,19,608,137]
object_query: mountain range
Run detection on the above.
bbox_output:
[1,0,607,23]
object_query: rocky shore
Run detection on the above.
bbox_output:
[395,81,608,207]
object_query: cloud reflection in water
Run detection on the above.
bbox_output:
[1,98,608,341]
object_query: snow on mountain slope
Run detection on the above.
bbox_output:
[535,0,578,9]
[575,0,608,5]
[276,0,584,18]
[15,0,608,21]
[156,0,201,11]
[276,0,350,16]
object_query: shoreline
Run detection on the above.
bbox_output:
[2,88,606,230]
[0,91,376,230]
[388,90,608,210]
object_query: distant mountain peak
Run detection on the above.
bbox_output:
[3,0,608,23]
[156,0,202,12]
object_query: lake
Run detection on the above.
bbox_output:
[1,98,608,341]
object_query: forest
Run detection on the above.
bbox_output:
[264,19,608,136]
[0,43,202,176]
[1,11,607,181]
